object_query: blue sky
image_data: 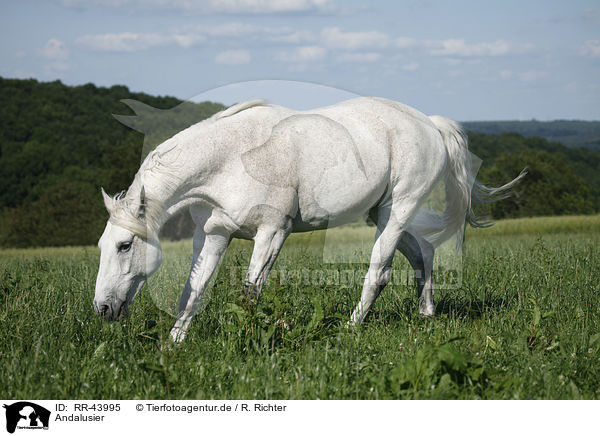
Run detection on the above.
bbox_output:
[1,0,599,120]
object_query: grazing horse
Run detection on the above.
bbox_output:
[94,97,524,342]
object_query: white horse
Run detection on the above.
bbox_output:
[94,97,524,342]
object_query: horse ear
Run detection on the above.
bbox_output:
[101,188,114,213]
[137,186,146,219]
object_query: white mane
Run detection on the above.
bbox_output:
[212,99,267,121]
[104,100,268,239]
[103,185,155,239]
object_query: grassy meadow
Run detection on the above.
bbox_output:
[1,214,599,399]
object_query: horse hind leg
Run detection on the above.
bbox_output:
[397,229,435,317]
[349,201,421,325]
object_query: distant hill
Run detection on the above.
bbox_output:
[0,77,225,247]
[467,132,599,218]
[462,120,600,150]
[0,76,598,247]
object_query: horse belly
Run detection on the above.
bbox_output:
[294,169,386,231]
[290,114,390,231]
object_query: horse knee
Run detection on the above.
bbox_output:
[378,268,392,287]
[366,266,391,288]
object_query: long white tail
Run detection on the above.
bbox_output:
[410,115,526,248]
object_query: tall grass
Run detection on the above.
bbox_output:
[466,214,600,237]
[0,215,598,399]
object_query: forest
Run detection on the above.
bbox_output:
[463,120,600,150]
[0,77,598,247]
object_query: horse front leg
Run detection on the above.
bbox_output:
[170,230,230,343]
[242,225,290,304]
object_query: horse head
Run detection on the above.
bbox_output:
[93,186,162,321]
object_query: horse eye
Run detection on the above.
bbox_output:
[118,241,132,253]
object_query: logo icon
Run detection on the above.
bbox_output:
[3,402,50,433]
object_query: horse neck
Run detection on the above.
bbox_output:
[129,170,184,234]
[132,139,219,232]
[131,110,273,234]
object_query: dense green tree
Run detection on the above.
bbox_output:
[468,132,600,213]
[0,77,224,247]
[0,76,598,247]
[0,175,105,247]
[463,120,600,150]
[479,149,596,218]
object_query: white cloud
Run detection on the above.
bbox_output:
[76,23,294,52]
[401,62,418,71]
[321,27,389,50]
[215,50,251,65]
[195,22,301,40]
[431,39,533,57]
[76,32,205,51]
[278,45,327,62]
[519,70,548,82]
[580,40,600,57]
[564,82,577,93]
[197,22,269,37]
[444,58,462,66]
[206,0,333,14]
[499,69,548,82]
[171,34,205,48]
[45,61,70,72]
[57,0,334,14]
[38,38,69,60]
[336,52,380,63]
[268,29,316,44]
[395,37,416,49]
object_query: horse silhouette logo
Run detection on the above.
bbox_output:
[3,402,50,433]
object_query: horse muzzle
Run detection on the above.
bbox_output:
[93,298,128,321]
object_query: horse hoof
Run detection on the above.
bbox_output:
[169,327,186,344]
[241,288,260,305]
[419,310,435,318]
[418,306,435,318]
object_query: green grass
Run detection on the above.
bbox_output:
[465,214,600,237]
[1,215,599,399]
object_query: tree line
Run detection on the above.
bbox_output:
[0,77,597,247]
[463,120,600,150]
